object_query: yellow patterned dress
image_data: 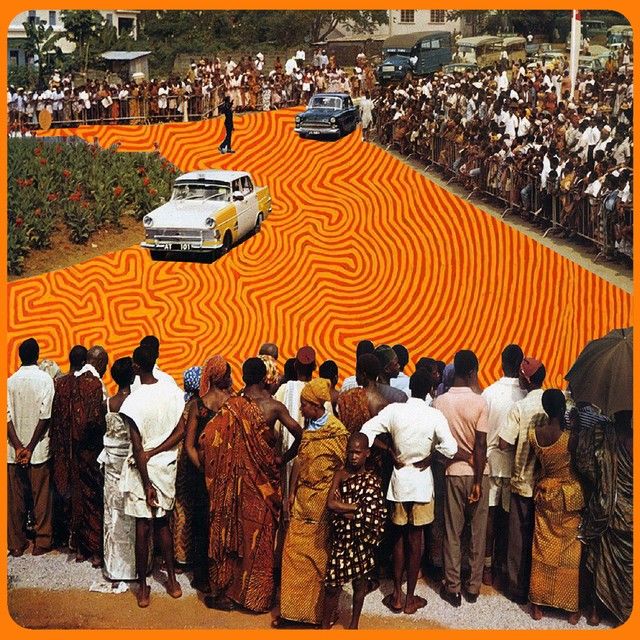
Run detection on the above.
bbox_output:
[280,416,348,624]
[529,430,584,612]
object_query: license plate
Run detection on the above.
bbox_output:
[383,66,395,72]
[169,243,191,251]
[306,130,323,135]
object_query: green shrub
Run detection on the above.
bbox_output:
[7,138,177,275]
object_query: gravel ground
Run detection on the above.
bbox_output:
[8,549,613,630]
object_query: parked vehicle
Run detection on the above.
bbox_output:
[443,62,479,75]
[141,170,271,261]
[375,31,452,82]
[528,50,567,70]
[607,24,633,50]
[501,36,527,64]
[565,18,608,48]
[294,93,359,138]
[578,55,604,73]
[453,36,502,69]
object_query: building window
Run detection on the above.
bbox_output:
[105,13,113,26]
[49,11,57,26]
[27,10,37,25]
[9,49,20,66]
[399,10,415,24]
[118,17,134,36]
[430,10,446,24]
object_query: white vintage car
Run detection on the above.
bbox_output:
[141,169,272,261]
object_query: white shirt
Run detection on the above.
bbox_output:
[341,375,358,392]
[390,372,411,397]
[481,377,527,478]
[131,364,177,392]
[7,365,55,464]
[361,397,457,502]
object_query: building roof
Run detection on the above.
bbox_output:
[457,36,502,47]
[101,51,151,61]
[176,170,249,183]
[383,31,450,49]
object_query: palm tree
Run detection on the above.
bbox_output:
[22,20,64,90]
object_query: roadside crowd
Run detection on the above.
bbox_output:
[8,334,631,627]
[7,48,376,130]
[373,58,633,260]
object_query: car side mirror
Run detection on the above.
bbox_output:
[233,191,245,201]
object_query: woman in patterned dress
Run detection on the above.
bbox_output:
[172,357,232,591]
[529,389,584,624]
[101,357,137,580]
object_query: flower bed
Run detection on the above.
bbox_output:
[7,138,178,275]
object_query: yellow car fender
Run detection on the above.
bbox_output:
[215,203,240,242]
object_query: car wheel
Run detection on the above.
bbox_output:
[254,213,264,235]
[218,231,233,257]
[150,250,166,261]
[299,132,308,139]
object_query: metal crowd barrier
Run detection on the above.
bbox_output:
[373,122,632,262]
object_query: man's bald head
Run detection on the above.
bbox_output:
[259,343,279,360]
[87,345,108,378]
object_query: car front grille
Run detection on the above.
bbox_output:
[300,120,333,129]
[146,228,206,243]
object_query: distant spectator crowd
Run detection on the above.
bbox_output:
[7,48,376,131]
[373,57,633,261]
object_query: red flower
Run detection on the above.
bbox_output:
[39,158,48,166]
[34,146,42,156]
[46,193,58,202]
[113,186,124,198]
[69,191,82,202]
[55,144,63,154]
[62,169,71,179]
[148,188,158,197]
[137,166,146,175]
[143,177,151,186]
[81,200,90,209]
[15,217,24,227]
[25,178,34,187]
[34,208,42,218]
[16,178,25,188]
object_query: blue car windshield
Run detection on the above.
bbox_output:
[309,96,342,110]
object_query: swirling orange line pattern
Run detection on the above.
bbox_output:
[10,109,631,391]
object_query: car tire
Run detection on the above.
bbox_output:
[150,250,166,261]
[299,132,308,139]
[218,231,233,257]
[253,212,264,235]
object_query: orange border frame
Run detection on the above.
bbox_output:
[1,2,637,637]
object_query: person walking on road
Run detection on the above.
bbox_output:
[218,96,235,154]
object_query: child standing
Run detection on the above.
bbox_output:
[321,433,386,629]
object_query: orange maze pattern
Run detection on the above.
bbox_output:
[8,109,632,392]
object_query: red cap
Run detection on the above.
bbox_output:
[296,346,316,365]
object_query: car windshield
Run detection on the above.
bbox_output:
[309,96,342,110]
[172,182,230,202]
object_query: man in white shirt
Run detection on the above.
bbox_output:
[361,370,457,615]
[119,345,185,607]
[7,338,55,556]
[284,55,298,76]
[390,344,411,397]
[131,335,177,391]
[480,345,526,588]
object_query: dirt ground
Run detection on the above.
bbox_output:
[8,589,445,630]
[9,215,141,283]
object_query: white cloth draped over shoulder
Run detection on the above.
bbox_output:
[118,381,185,518]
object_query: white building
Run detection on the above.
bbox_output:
[385,10,462,37]
[8,10,140,66]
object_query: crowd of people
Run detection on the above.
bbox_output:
[7,48,377,131]
[373,57,633,260]
[8,333,632,627]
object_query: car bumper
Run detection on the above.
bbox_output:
[141,241,222,252]
[294,126,340,136]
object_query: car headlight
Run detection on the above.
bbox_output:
[330,117,336,124]
[205,217,215,228]
[143,215,153,227]
[296,116,301,123]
